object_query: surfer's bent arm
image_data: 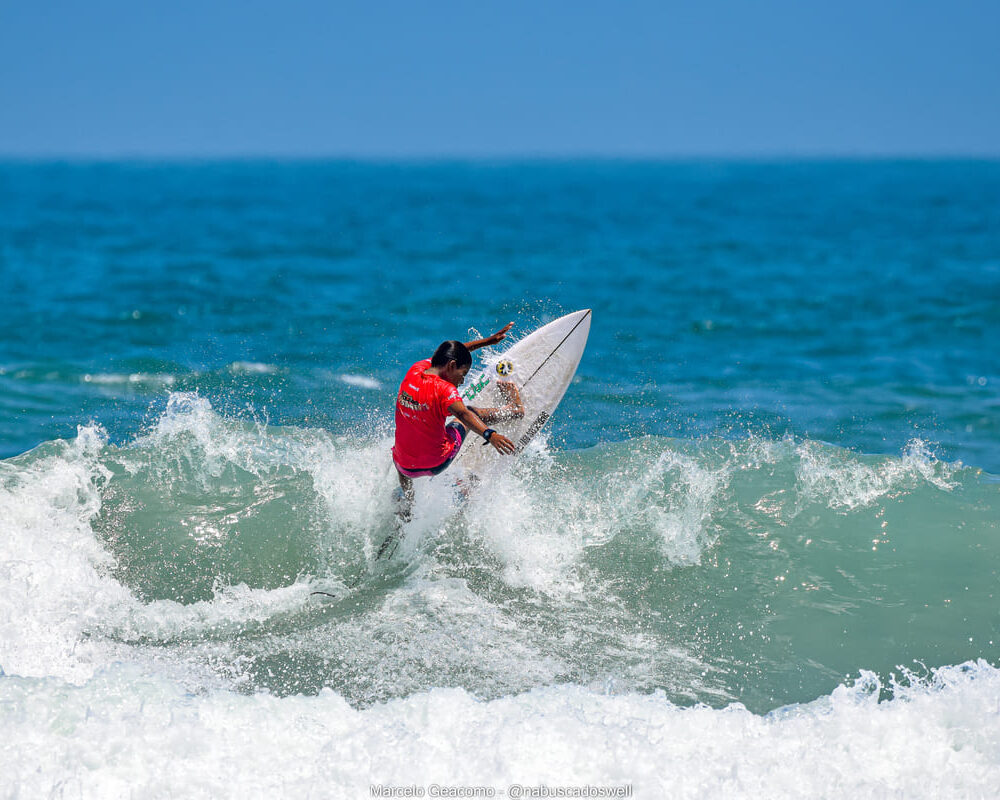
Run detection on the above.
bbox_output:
[448,400,517,454]
[464,322,514,352]
[468,381,524,423]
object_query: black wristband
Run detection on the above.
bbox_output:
[482,428,496,442]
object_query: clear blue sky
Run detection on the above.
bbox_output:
[2,0,998,157]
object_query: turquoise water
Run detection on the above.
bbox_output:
[1,160,999,796]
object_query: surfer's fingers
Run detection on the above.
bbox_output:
[491,434,516,454]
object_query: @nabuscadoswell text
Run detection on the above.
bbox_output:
[370,784,633,798]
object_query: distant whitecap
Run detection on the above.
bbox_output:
[228,362,278,375]
[82,372,177,387]
[338,374,382,390]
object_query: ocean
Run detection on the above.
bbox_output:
[1,160,998,798]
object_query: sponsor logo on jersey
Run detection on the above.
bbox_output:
[397,390,428,412]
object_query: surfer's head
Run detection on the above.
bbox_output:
[431,340,472,370]
[430,340,472,387]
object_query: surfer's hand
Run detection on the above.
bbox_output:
[489,432,516,455]
[484,322,514,346]
[465,322,514,352]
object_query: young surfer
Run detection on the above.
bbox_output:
[384,324,524,549]
[393,322,524,482]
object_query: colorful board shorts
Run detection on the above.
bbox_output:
[393,422,467,478]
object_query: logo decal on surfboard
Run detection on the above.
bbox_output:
[462,372,491,403]
[515,411,550,453]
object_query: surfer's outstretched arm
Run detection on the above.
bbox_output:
[464,322,513,352]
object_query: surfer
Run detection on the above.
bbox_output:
[389,324,524,522]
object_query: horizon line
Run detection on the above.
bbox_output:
[2,151,1000,164]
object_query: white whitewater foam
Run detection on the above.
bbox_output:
[460,437,733,589]
[794,438,957,510]
[0,417,315,682]
[465,442,587,591]
[1,660,999,799]
[606,445,729,567]
[0,425,136,682]
[104,581,322,644]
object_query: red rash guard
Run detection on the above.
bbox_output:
[392,359,462,470]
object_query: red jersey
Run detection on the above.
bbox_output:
[392,359,462,470]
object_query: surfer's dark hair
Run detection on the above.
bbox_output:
[431,340,472,369]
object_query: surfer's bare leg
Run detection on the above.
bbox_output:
[395,471,414,523]
[397,471,413,493]
[376,471,413,561]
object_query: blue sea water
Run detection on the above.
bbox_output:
[1,160,999,797]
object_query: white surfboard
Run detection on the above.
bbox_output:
[453,308,592,473]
